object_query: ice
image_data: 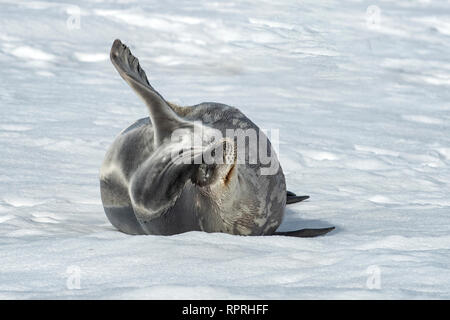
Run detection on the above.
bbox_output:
[402,115,444,125]
[8,46,56,62]
[0,0,449,299]
[74,52,109,63]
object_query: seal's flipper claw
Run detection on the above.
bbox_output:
[287,195,309,204]
[274,227,335,237]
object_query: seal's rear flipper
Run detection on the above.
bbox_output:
[286,190,309,204]
[274,227,335,237]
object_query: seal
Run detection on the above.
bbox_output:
[100,39,334,237]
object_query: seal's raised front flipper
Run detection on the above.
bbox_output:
[110,39,186,146]
[274,227,335,237]
[286,190,309,204]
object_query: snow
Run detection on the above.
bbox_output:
[0,0,449,299]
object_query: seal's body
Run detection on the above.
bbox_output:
[100,40,333,237]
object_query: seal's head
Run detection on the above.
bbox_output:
[143,120,237,196]
[168,123,236,186]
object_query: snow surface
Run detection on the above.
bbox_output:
[0,0,449,299]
